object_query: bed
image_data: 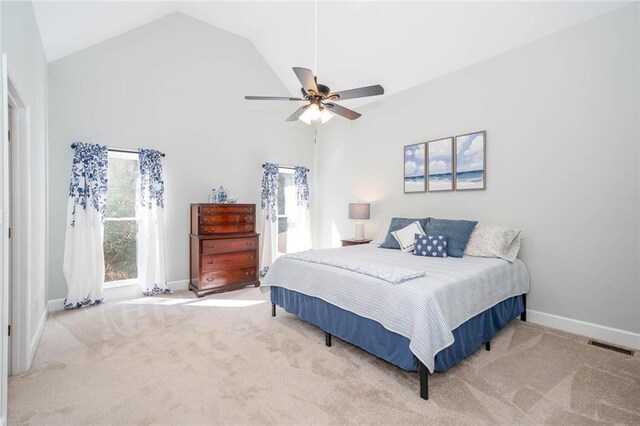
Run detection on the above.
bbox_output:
[261,244,530,400]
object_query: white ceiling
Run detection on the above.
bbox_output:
[32,1,628,106]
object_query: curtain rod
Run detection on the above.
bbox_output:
[262,163,310,172]
[70,143,166,157]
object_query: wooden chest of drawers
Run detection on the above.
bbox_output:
[189,204,260,297]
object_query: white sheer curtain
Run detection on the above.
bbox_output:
[137,149,171,296]
[63,142,108,309]
[260,163,279,276]
[286,166,311,253]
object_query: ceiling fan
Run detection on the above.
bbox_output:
[245,67,384,124]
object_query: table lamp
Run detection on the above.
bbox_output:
[349,203,370,241]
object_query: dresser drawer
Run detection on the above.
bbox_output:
[199,223,255,234]
[200,205,255,215]
[201,237,258,255]
[200,214,255,225]
[200,267,258,288]
[201,251,257,272]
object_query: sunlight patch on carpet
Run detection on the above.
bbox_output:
[187,299,267,308]
[121,298,192,305]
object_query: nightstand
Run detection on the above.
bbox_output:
[341,239,372,247]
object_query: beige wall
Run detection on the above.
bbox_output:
[314,4,640,334]
[47,13,314,300]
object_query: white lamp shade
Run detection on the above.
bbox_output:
[349,203,370,220]
[299,104,334,125]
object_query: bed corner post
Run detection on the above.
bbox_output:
[521,293,527,322]
[272,304,276,317]
[419,362,429,400]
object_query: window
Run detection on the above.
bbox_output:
[276,168,296,255]
[103,152,138,285]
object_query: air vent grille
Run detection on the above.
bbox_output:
[588,340,634,356]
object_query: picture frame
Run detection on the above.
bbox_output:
[427,137,454,192]
[403,142,426,193]
[454,131,486,191]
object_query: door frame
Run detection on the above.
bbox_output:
[5,68,33,377]
[1,52,9,426]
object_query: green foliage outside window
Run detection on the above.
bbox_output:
[104,155,138,282]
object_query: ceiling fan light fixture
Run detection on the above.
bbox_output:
[320,108,333,124]
[298,103,334,125]
[299,103,321,124]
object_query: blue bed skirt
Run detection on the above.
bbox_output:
[271,287,524,372]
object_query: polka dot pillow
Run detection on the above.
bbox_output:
[413,234,449,257]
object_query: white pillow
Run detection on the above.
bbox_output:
[370,220,391,245]
[464,226,522,262]
[391,221,426,253]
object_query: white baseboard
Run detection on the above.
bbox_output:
[47,298,65,313]
[48,279,191,312]
[29,308,48,365]
[527,309,640,350]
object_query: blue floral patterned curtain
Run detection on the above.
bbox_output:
[261,163,279,222]
[138,149,171,296]
[139,149,165,209]
[63,142,109,309]
[294,166,310,208]
[260,163,279,276]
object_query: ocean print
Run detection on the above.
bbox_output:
[404,143,425,192]
[427,137,454,191]
[455,131,486,190]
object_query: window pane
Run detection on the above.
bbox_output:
[104,220,137,282]
[277,170,295,255]
[106,156,138,218]
[277,172,294,216]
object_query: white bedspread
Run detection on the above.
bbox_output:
[261,244,530,372]
[286,248,425,284]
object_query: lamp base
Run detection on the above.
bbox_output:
[353,222,365,241]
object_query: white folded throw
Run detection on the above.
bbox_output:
[286,247,425,284]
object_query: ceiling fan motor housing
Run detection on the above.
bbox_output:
[301,83,331,98]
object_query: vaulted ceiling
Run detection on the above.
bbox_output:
[32,1,627,106]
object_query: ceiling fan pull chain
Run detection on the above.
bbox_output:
[244,0,384,126]
[314,0,318,77]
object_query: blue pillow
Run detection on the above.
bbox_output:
[380,217,431,249]
[413,234,449,257]
[424,218,477,257]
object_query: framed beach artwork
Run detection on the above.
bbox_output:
[427,137,454,192]
[403,143,426,193]
[455,131,486,190]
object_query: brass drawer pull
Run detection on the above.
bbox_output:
[208,244,215,248]
[248,255,254,260]
[207,260,214,264]
[206,277,214,282]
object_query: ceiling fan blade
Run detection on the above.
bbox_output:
[323,103,361,120]
[245,96,305,101]
[285,105,309,122]
[293,67,319,95]
[330,84,384,101]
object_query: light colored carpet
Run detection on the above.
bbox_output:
[8,287,640,425]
